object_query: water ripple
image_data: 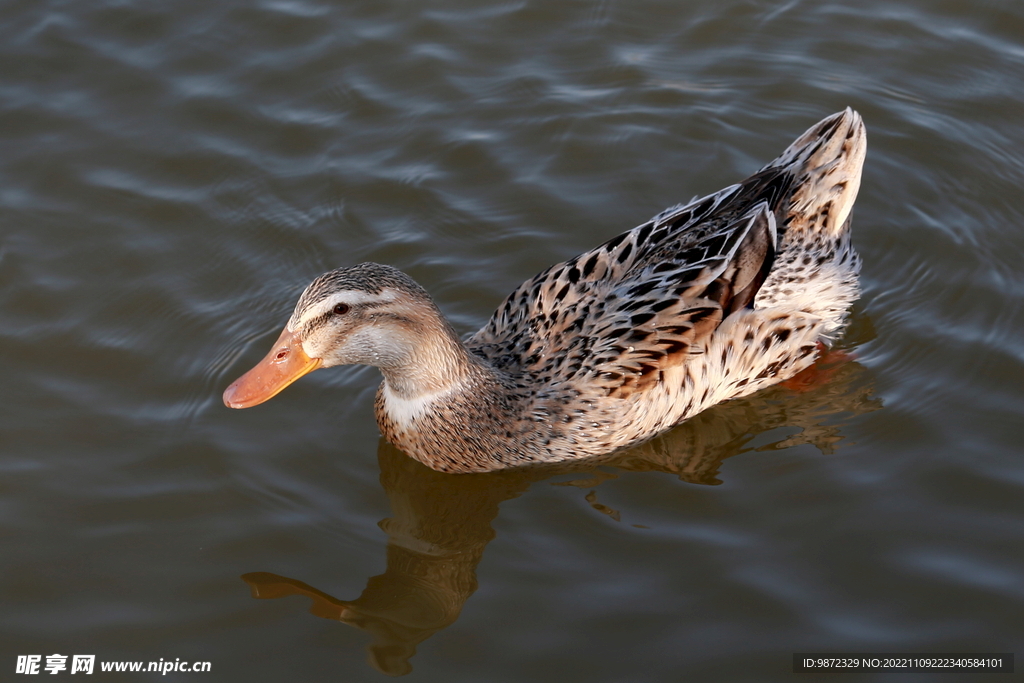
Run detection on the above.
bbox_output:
[2,0,1024,678]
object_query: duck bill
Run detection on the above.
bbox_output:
[223,327,322,409]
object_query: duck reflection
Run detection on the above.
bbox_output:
[242,351,880,676]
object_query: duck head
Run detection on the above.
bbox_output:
[223,262,463,409]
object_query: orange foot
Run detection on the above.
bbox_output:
[780,342,855,393]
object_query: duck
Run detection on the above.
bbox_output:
[224,108,867,473]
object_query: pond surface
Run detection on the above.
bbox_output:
[2,0,1023,680]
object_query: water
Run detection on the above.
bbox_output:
[2,0,1023,680]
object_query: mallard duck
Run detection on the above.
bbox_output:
[224,109,866,473]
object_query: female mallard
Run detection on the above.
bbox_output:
[224,109,866,473]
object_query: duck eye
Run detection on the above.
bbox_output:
[332,303,350,315]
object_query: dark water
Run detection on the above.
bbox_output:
[3,0,1023,680]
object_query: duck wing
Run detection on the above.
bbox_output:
[468,189,778,397]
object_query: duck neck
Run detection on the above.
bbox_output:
[377,311,486,402]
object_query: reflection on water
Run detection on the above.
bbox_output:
[243,351,879,676]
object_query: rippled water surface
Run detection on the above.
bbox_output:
[3,0,1024,680]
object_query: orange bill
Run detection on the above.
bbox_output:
[223,327,321,409]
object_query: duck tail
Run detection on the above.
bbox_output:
[759,108,867,239]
